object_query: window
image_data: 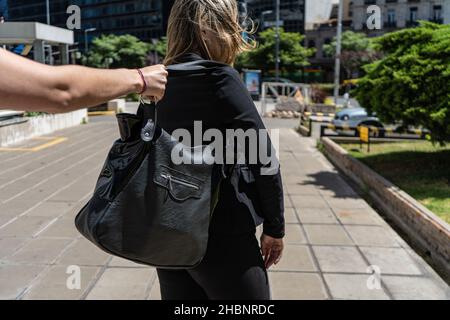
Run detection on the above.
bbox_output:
[387,9,396,27]
[409,7,418,22]
[433,5,442,23]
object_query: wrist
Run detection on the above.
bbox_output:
[128,69,144,94]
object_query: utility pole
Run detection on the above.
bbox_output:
[333,0,344,105]
[275,0,280,81]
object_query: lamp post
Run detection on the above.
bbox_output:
[84,28,97,53]
[275,0,280,81]
[45,0,50,25]
[260,10,273,31]
[333,0,344,105]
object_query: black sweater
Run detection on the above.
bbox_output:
[153,53,285,238]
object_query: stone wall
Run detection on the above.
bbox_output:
[322,137,450,278]
[0,109,88,147]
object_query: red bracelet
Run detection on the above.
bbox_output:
[136,69,147,94]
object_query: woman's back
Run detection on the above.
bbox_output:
[155,53,249,137]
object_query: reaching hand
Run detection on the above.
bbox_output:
[260,233,284,269]
[139,64,168,101]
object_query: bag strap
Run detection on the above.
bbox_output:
[139,99,158,142]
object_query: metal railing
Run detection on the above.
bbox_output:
[261,82,311,115]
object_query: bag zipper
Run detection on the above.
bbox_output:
[160,173,200,190]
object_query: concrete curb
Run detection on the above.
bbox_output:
[321,137,450,280]
[298,124,310,137]
[0,109,88,147]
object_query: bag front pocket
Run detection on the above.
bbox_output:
[153,165,204,201]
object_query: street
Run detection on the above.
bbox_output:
[0,115,448,300]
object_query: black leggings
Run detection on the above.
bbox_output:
[156,233,271,300]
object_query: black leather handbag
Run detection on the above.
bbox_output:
[75,102,221,269]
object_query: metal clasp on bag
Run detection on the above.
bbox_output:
[140,96,158,142]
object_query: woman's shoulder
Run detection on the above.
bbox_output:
[211,65,244,92]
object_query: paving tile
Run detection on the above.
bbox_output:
[8,238,72,264]
[313,246,368,273]
[85,268,154,300]
[283,196,293,208]
[56,238,110,266]
[50,181,96,202]
[109,256,145,268]
[318,186,358,198]
[290,195,329,209]
[334,208,383,226]
[0,214,16,227]
[286,184,319,195]
[297,208,338,224]
[383,276,450,300]
[360,247,422,275]
[0,265,45,299]
[284,224,307,244]
[304,225,353,245]
[147,278,161,300]
[25,201,76,218]
[269,272,328,300]
[0,237,28,259]
[284,207,299,224]
[22,265,101,300]
[272,245,316,272]
[324,274,390,300]
[0,216,55,237]
[345,226,401,247]
[38,217,80,238]
[325,197,369,209]
[0,199,39,217]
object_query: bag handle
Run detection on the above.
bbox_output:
[140,97,158,142]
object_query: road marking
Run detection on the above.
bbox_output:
[88,111,116,116]
[0,136,68,152]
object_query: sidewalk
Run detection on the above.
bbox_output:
[0,116,448,300]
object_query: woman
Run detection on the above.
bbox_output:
[0,48,167,112]
[153,0,285,300]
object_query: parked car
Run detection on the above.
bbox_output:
[332,108,385,137]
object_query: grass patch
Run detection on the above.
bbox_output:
[339,140,450,224]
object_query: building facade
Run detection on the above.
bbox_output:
[304,0,352,82]
[7,0,166,50]
[7,0,71,26]
[351,0,449,35]
[246,0,306,34]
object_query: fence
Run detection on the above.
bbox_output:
[320,124,429,140]
[261,82,311,115]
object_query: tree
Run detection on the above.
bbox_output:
[324,31,380,79]
[236,28,314,74]
[147,37,168,64]
[149,37,168,58]
[354,22,450,143]
[84,34,151,69]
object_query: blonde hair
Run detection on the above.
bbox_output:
[164,0,255,65]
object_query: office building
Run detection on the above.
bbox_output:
[7,0,166,49]
[246,0,306,34]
